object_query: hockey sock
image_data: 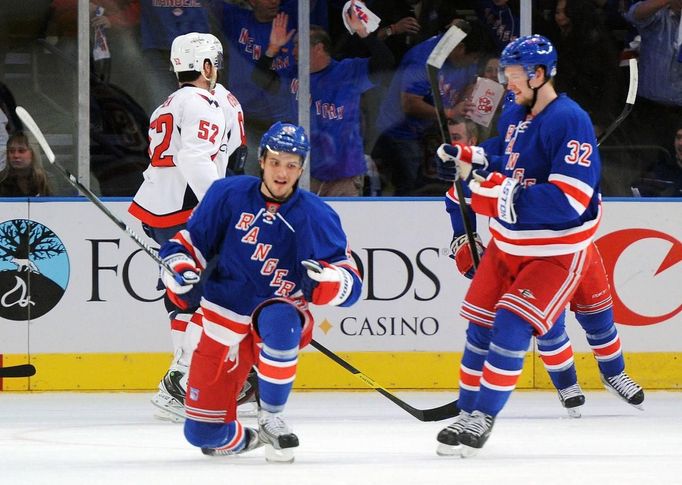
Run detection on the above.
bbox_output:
[255,303,302,413]
[537,313,578,390]
[475,309,533,417]
[576,309,625,377]
[169,310,192,357]
[458,322,491,413]
[178,315,203,368]
[184,419,247,452]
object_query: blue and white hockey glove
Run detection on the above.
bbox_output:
[301,259,354,306]
[162,253,201,310]
[436,143,488,181]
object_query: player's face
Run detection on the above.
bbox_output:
[260,151,304,200]
[7,142,33,169]
[505,65,533,106]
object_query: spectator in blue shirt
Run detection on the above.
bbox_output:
[372,18,487,196]
[138,0,210,114]
[253,7,394,196]
[624,0,682,150]
[221,0,297,176]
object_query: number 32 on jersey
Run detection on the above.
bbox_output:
[563,140,593,167]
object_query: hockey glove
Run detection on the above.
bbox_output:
[468,170,520,224]
[436,143,488,181]
[162,253,201,310]
[301,259,354,306]
[450,233,485,279]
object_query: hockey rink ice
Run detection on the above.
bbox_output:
[2,390,681,484]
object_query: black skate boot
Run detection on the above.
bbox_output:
[458,410,495,458]
[151,369,186,422]
[237,368,260,418]
[436,411,471,456]
[558,383,586,418]
[600,371,644,409]
[201,427,263,456]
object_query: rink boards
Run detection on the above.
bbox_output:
[0,198,680,391]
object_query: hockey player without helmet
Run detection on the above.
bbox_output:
[259,122,310,162]
[170,32,223,74]
[498,35,557,82]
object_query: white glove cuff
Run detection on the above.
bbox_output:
[498,177,519,224]
[328,266,354,306]
[471,146,489,170]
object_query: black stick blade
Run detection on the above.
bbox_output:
[0,364,36,378]
[420,400,460,421]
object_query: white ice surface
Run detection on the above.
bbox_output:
[1,390,681,484]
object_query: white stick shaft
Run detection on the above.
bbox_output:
[625,58,638,105]
[15,107,56,163]
[426,25,466,69]
[14,106,183,283]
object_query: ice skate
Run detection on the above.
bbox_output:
[436,411,471,456]
[258,410,299,463]
[237,369,260,418]
[600,371,644,410]
[557,383,585,418]
[458,411,495,458]
[151,369,186,423]
[201,427,263,456]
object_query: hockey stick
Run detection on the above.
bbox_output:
[0,364,36,378]
[426,25,480,269]
[597,58,638,147]
[15,107,184,285]
[310,339,459,422]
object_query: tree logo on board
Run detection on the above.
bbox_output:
[0,219,69,320]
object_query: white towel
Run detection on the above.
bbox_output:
[342,0,381,35]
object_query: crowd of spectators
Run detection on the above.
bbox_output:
[0,0,680,197]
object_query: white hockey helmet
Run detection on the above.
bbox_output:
[170,32,223,74]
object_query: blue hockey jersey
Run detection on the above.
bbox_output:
[447,93,602,256]
[160,176,362,318]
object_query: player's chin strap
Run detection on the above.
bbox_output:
[529,67,552,112]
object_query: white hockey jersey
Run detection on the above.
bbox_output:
[129,85,228,228]
[212,83,246,175]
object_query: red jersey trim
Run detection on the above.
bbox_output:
[128,201,192,228]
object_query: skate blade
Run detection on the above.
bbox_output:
[265,445,295,463]
[153,410,185,423]
[237,402,259,418]
[460,445,481,459]
[566,406,582,418]
[436,443,461,457]
[603,387,645,411]
[150,397,185,423]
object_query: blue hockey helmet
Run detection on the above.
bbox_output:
[259,122,310,162]
[499,35,557,82]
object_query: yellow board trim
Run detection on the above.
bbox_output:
[2,352,680,391]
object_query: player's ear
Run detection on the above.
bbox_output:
[202,59,213,77]
[536,66,546,82]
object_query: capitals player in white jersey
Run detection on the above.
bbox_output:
[158,122,362,462]
[433,35,602,457]
[128,32,247,422]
